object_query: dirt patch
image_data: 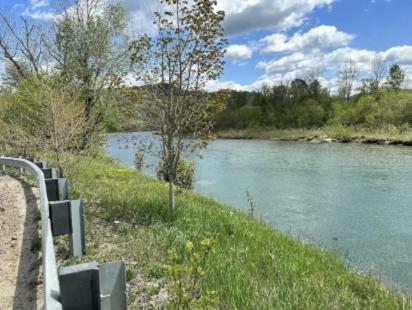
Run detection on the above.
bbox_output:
[0,175,43,310]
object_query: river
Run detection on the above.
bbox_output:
[106,131,412,295]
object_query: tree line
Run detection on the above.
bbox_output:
[215,61,411,131]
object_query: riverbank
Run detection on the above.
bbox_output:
[216,127,412,146]
[52,151,411,308]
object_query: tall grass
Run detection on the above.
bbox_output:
[63,152,411,309]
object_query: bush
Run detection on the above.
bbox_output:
[0,75,89,162]
[156,155,195,190]
[216,105,262,129]
[295,99,325,128]
[331,90,412,129]
[134,148,145,171]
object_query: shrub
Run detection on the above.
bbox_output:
[134,148,144,171]
[295,99,325,128]
[156,155,195,190]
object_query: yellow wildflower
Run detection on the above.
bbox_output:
[185,241,193,251]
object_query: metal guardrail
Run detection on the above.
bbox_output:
[0,156,62,310]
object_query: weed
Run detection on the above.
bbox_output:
[167,239,220,309]
[31,236,41,252]
[245,189,255,218]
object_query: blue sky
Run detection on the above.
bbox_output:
[3,0,412,91]
[217,0,412,91]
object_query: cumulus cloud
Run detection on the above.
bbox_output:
[20,0,336,36]
[217,0,335,35]
[30,0,49,9]
[117,0,336,37]
[254,45,412,92]
[206,80,250,91]
[22,8,57,20]
[115,0,336,36]
[382,46,412,64]
[21,0,56,20]
[260,25,354,54]
[119,0,159,35]
[226,44,253,60]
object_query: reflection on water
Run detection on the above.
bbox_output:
[106,132,412,295]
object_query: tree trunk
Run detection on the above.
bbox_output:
[168,179,175,210]
[80,96,94,149]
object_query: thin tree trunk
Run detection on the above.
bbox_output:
[168,179,175,210]
[80,96,94,149]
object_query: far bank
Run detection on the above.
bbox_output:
[216,126,412,146]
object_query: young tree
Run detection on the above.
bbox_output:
[130,0,227,209]
[371,55,386,92]
[52,0,129,147]
[359,55,387,95]
[386,64,405,91]
[337,60,358,101]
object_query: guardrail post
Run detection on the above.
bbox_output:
[18,156,25,174]
[42,167,60,179]
[70,199,86,257]
[59,260,127,310]
[45,178,68,201]
[49,199,86,257]
[99,261,127,310]
[49,201,72,236]
[59,261,101,310]
[34,160,48,169]
[1,155,5,172]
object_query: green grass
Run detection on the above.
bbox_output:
[216,125,412,143]
[59,152,410,309]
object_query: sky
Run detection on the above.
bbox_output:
[3,0,412,92]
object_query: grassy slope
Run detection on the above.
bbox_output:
[61,153,410,309]
[216,126,412,142]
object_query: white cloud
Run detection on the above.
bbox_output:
[22,7,57,20]
[120,1,337,44]
[30,0,49,9]
[260,25,354,54]
[226,44,253,60]
[382,46,412,64]
[21,0,56,20]
[252,44,412,92]
[257,51,322,75]
[22,0,335,37]
[117,0,336,36]
[119,0,159,36]
[217,0,335,35]
[206,80,250,91]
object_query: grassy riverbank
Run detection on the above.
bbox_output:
[217,126,412,144]
[57,152,410,309]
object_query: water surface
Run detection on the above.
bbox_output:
[106,132,412,295]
